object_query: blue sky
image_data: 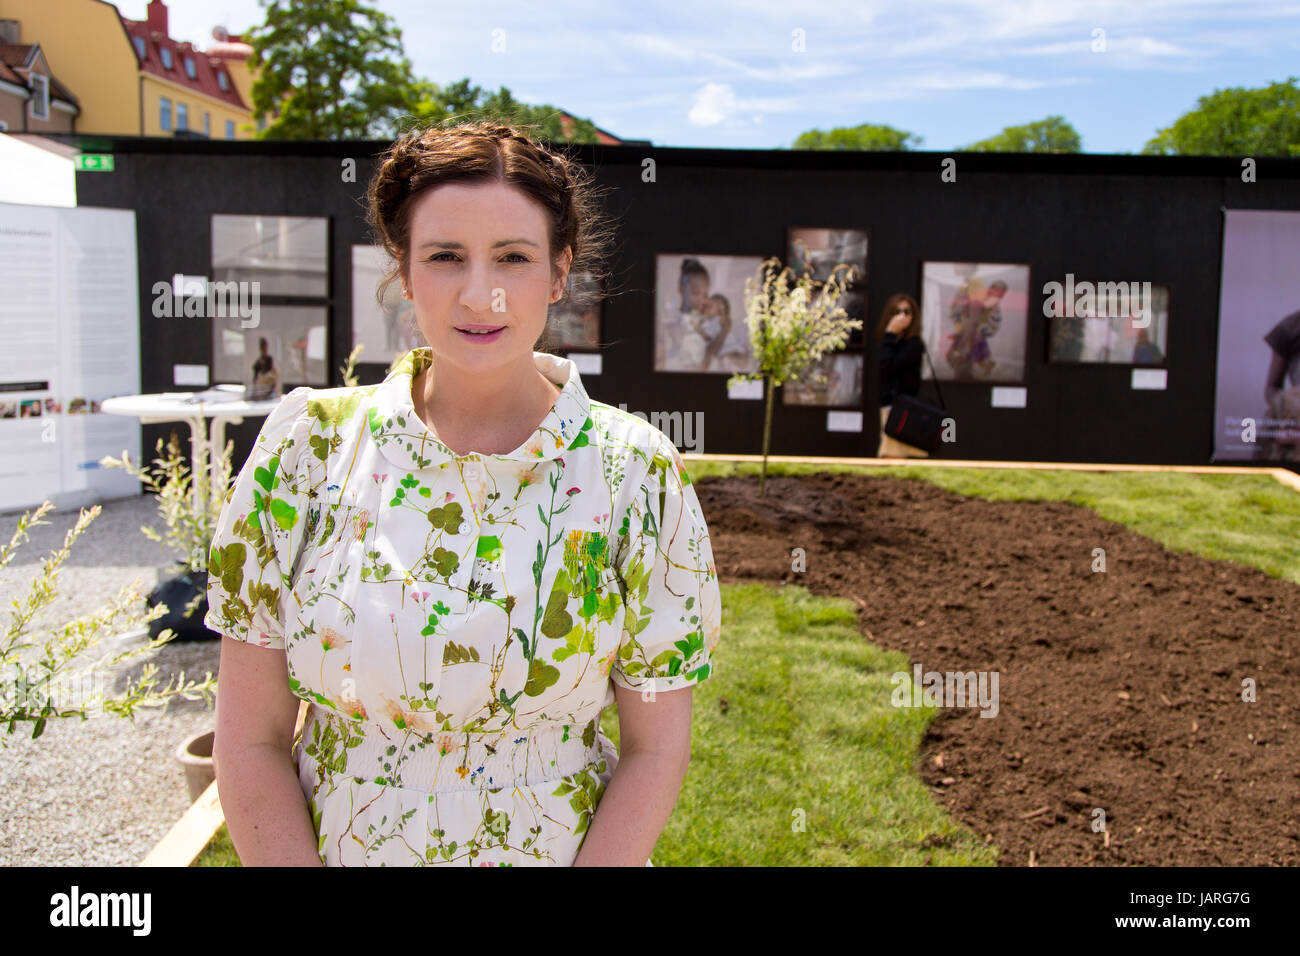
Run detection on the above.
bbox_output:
[117,0,1300,152]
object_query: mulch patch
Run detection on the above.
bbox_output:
[696,471,1300,866]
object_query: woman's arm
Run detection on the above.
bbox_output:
[1265,350,1287,408]
[212,635,324,866]
[572,683,693,866]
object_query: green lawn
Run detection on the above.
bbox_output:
[190,465,1300,865]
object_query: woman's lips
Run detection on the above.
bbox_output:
[456,325,505,343]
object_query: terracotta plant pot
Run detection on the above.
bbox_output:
[176,729,216,803]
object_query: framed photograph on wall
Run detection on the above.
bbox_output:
[654,253,763,374]
[789,227,869,346]
[213,305,329,389]
[351,244,423,366]
[782,349,864,408]
[545,269,603,350]
[920,261,1031,383]
[211,214,328,297]
[787,227,868,286]
[1048,282,1169,366]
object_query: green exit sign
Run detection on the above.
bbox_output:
[74,154,114,172]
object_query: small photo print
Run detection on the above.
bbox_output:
[921,261,1031,383]
[545,270,603,350]
[0,401,17,419]
[787,227,868,286]
[654,253,764,374]
[783,351,864,407]
[18,399,42,418]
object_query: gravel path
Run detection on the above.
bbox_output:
[0,493,222,866]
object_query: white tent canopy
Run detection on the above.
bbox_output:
[0,133,76,207]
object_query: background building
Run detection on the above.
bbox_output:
[0,0,256,138]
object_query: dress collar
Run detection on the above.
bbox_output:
[366,347,594,470]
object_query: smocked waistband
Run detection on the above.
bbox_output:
[295,705,611,794]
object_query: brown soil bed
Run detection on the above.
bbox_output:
[696,471,1300,866]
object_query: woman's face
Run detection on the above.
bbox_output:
[683,274,709,312]
[402,180,571,373]
[892,300,915,330]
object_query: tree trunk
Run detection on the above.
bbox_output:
[760,373,774,496]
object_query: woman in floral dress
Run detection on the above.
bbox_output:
[207,121,722,866]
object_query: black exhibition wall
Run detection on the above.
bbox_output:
[51,132,1300,471]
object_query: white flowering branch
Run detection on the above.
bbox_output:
[728,244,862,494]
[1,501,216,744]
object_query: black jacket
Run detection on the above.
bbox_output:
[879,333,924,406]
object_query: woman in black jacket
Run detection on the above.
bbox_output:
[876,293,929,458]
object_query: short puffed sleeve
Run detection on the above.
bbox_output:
[612,433,721,695]
[203,386,313,649]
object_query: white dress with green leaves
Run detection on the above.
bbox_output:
[204,348,721,866]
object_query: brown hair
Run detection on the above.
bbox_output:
[364,119,618,349]
[876,292,921,341]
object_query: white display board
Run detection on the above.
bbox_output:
[0,203,141,513]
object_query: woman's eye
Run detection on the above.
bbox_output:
[426,252,530,263]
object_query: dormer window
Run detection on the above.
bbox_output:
[133,36,146,60]
[30,75,49,121]
[184,56,196,79]
[160,47,173,69]
[217,70,228,91]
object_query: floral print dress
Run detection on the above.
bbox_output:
[204,348,721,866]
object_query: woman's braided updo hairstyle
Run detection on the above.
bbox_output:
[365,119,616,349]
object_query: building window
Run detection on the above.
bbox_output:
[184,56,196,79]
[30,74,49,121]
[217,71,228,91]
[225,119,235,139]
[160,47,173,69]
[177,103,188,131]
[160,96,172,131]
[133,36,146,60]
[204,112,211,136]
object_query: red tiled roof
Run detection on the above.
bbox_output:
[120,18,247,110]
[0,42,80,108]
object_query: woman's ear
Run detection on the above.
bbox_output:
[552,246,574,302]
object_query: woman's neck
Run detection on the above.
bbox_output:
[412,354,563,457]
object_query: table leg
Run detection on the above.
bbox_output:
[210,415,242,513]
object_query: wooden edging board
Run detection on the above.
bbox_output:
[141,456,1299,864]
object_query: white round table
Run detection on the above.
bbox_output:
[100,385,284,514]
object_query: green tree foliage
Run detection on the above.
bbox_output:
[791,123,922,151]
[1142,77,1300,157]
[964,115,1081,153]
[402,78,605,143]
[247,0,421,140]
[245,0,606,142]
